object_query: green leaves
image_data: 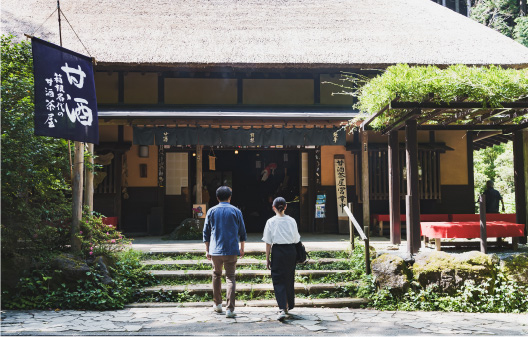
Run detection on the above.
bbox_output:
[349,64,528,130]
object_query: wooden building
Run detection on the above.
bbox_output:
[2,0,527,236]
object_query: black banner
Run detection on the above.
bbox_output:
[32,37,98,144]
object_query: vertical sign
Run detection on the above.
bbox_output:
[334,157,348,218]
[32,37,98,144]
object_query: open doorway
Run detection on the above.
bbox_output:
[202,149,300,233]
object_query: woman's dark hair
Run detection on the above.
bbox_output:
[216,186,232,201]
[273,197,287,212]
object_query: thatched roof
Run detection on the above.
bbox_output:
[2,0,527,68]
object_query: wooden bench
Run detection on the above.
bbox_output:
[421,219,524,251]
[372,213,449,236]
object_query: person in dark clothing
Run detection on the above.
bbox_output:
[483,180,505,213]
[262,197,301,321]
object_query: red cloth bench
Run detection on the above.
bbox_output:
[421,220,524,251]
[372,213,449,235]
[451,213,517,222]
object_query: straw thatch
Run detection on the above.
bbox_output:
[1,0,527,68]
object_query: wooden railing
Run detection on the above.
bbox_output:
[344,204,371,275]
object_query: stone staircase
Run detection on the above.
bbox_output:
[127,250,368,308]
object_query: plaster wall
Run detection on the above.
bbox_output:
[319,74,354,105]
[321,146,355,186]
[243,79,313,105]
[99,125,118,142]
[126,145,158,187]
[165,78,237,104]
[124,73,158,104]
[95,72,118,103]
[437,130,468,185]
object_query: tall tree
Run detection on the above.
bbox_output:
[470,0,528,46]
[1,35,71,255]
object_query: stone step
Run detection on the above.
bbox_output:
[142,282,354,296]
[146,248,346,256]
[126,297,368,309]
[149,269,351,280]
[142,257,346,266]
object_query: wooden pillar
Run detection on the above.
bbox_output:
[361,131,370,228]
[114,152,123,230]
[71,141,84,252]
[513,131,528,243]
[388,131,401,245]
[467,132,475,197]
[196,145,203,204]
[405,119,421,253]
[84,143,94,213]
[479,194,487,253]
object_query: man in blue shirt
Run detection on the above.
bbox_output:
[203,186,247,318]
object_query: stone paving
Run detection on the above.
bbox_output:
[1,307,527,336]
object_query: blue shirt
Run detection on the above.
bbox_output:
[203,202,247,256]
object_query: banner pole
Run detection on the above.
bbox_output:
[56,0,84,252]
[57,0,62,46]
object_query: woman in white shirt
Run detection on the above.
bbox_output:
[262,197,301,321]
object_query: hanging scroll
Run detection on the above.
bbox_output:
[334,156,348,218]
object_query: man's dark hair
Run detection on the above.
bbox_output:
[216,186,232,201]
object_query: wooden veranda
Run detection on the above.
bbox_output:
[360,96,528,253]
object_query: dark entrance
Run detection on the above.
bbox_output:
[201,149,300,233]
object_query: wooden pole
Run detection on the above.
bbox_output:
[361,131,370,229]
[364,226,371,275]
[71,141,84,252]
[84,143,94,213]
[513,131,527,244]
[348,202,354,250]
[388,130,401,245]
[196,144,203,204]
[479,194,487,254]
[405,118,420,254]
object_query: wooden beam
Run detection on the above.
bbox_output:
[196,144,203,204]
[361,131,370,229]
[417,109,444,125]
[360,103,390,130]
[405,119,421,254]
[388,131,401,245]
[479,194,487,254]
[381,109,421,135]
[390,100,528,110]
[513,131,528,244]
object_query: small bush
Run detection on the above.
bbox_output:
[368,269,527,313]
[2,249,156,310]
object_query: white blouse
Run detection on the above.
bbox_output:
[262,215,301,245]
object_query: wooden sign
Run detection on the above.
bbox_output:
[334,156,348,219]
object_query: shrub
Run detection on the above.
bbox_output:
[76,211,132,261]
[1,249,156,310]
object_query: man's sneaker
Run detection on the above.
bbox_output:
[213,304,222,313]
[277,309,287,321]
[226,309,236,318]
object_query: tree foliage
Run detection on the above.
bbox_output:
[474,142,515,212]
[470,0,528,46]
[347,64,528,130]
[1,35,72,257]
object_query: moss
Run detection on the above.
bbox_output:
[500,254,528,286]
[412,251,496,293]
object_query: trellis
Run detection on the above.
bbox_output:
[359,95,528,253]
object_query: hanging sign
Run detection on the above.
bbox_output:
[32,37,98,144]
[334,157,348,218]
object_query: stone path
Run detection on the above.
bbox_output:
[1,307,526,336]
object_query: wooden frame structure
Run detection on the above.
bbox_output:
[361,95,528,253]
